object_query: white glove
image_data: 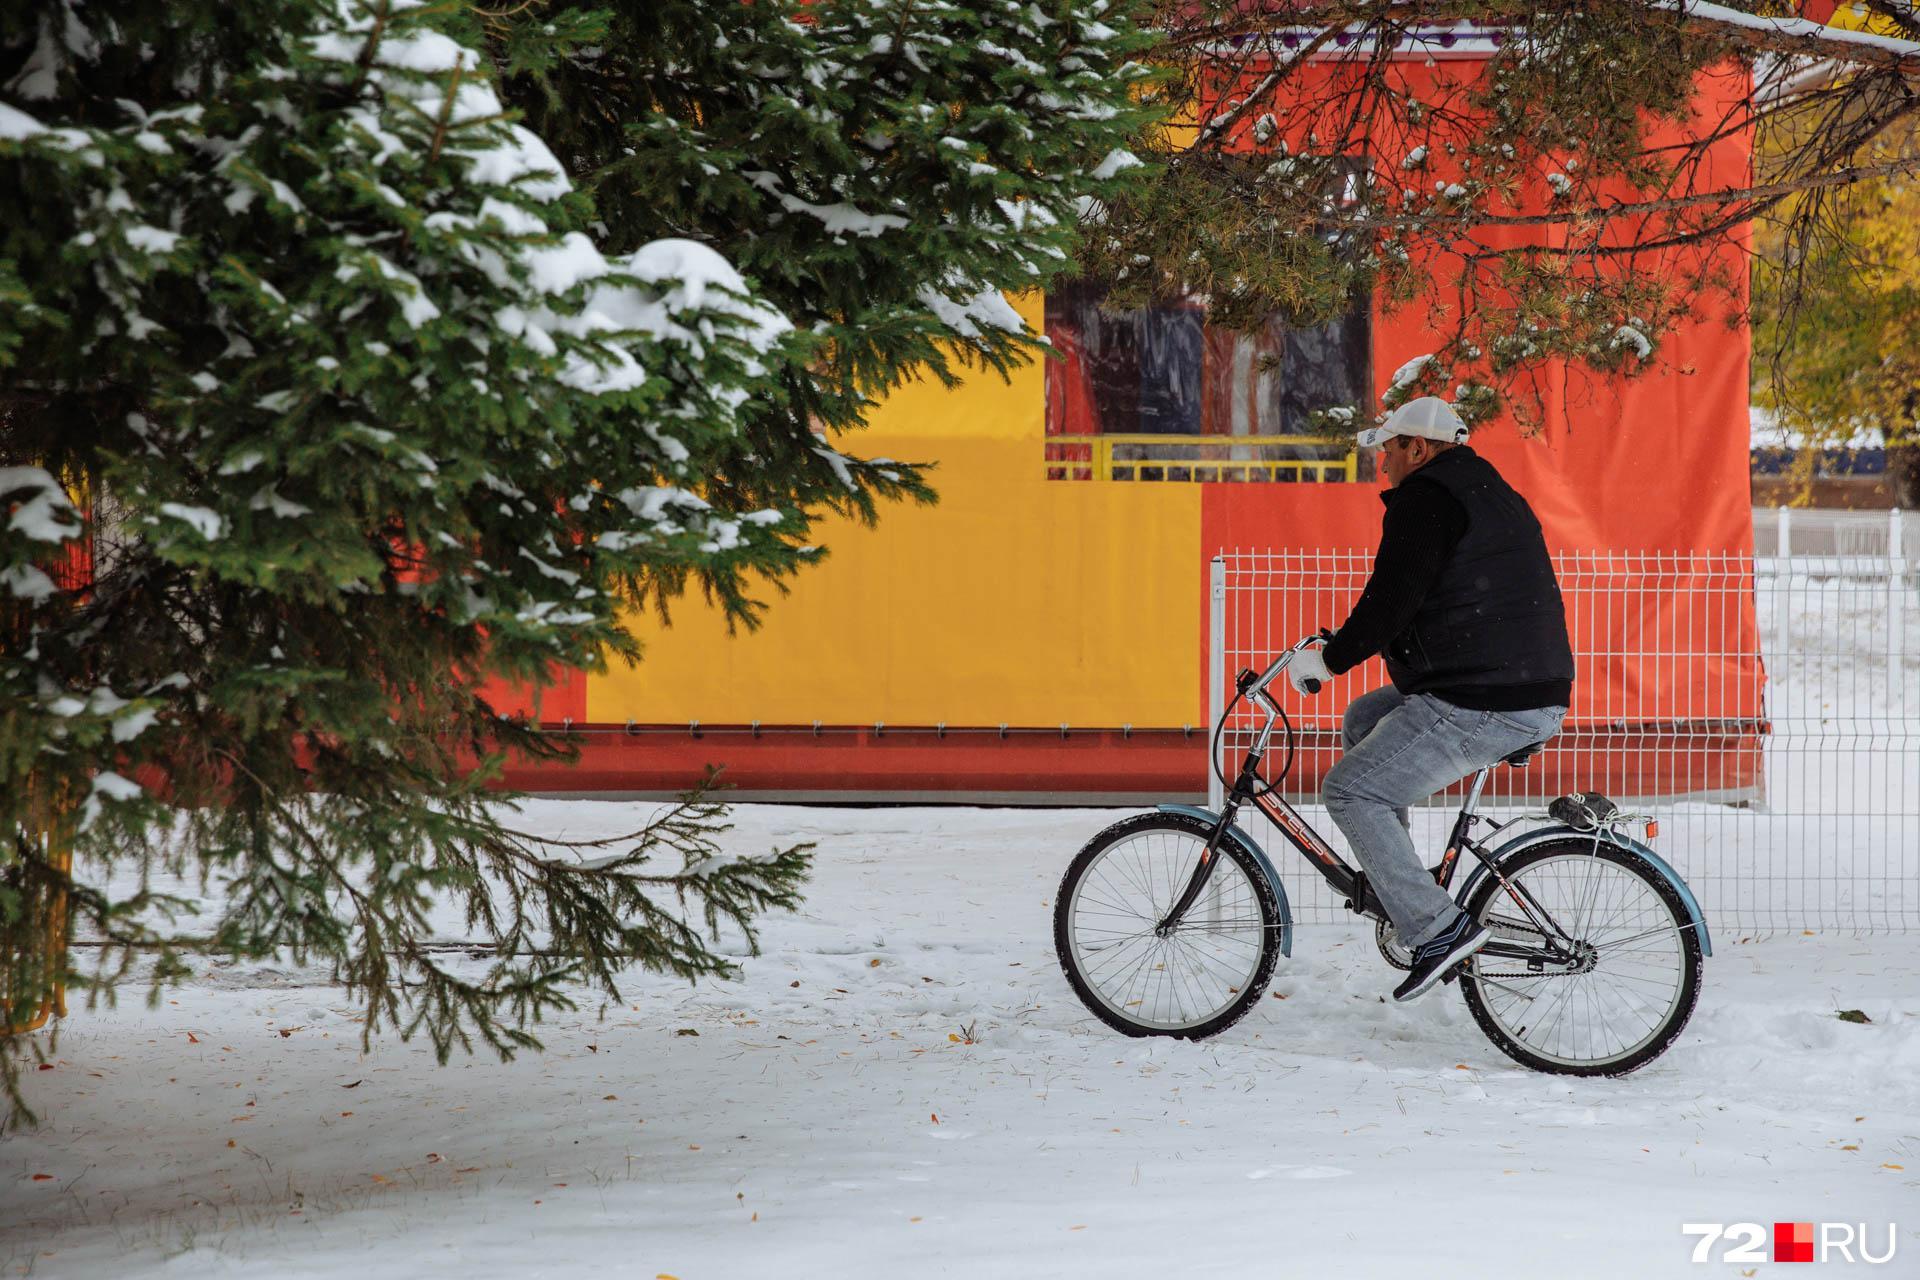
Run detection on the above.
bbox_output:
[1287,647,1331,696]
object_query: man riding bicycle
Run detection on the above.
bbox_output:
[1285,396,1575,1003]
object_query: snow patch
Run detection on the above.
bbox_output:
[157,503,226,541]
[1389,353,1433,391]
[2,466,82,542]
[80,770,143,830]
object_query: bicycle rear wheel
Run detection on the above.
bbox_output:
[1459,838,1702,1076]
[1054,812,1280,1039]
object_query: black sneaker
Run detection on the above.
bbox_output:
[1392,911,1491,1002]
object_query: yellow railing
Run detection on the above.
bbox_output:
[1044,434,1359,483]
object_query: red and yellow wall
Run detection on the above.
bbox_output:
[499,56,1762,800]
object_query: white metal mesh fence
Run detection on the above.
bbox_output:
[1209,547,1920,935]
[1752,506,1917,572]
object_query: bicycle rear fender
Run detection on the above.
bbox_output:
[1156,804,1294,957]
[1466,826,1712,958]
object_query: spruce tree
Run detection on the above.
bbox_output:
[0,0,1158,1126]
[482,0,1161,590]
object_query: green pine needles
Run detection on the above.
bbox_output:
[1,0,1156,1126]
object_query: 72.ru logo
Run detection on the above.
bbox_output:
[1683,1222,1897,1264]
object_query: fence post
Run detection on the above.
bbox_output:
[1772,506,1792,656]
[1892,507,1907,666]
[1209,556,1225,811]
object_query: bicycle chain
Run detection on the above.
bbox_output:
[1470,915,1585,979]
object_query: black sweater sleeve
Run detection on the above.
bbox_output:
[1321,478,1469,675]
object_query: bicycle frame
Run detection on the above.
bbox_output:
[1155,639,1586,969]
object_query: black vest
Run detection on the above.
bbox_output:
[1382,447,1575,696]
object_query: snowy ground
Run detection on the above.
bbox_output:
[6,802,1918,1279]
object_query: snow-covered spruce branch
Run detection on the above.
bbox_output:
[3,0,1158,1115]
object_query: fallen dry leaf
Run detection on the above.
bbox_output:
[186,1032,199,1044]
[930,1113,940,1124]
[869,958,882,967]
[30,1174,54,1181]
[1885,1163,1905,1170]
[341,1080,362,1089]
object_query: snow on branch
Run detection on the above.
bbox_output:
[1665,0,1920,69]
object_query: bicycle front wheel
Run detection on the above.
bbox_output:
[1053,813,1281,1039]
[1459,838,1703,1076]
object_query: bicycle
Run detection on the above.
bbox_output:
[1053,633,1711,1075]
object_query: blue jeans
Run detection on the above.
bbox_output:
[1322,687,1567,950]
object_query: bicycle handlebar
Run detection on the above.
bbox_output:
[1241,632,1330,704]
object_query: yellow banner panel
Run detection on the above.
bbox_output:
[587,292,1204,727]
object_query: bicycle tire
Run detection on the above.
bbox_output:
[1458,838,1703,1076]
[1054,812,1282,1040]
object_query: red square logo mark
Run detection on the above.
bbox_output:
[1774,1221,1814,1263]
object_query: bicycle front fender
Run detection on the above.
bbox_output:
[1464,825,1712,959]
[1157,804,1293,958]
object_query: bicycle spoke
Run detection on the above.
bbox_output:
[1064,823,1271,1033]
[1463,848,1694,1071]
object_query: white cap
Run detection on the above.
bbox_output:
[1356,396,1469,448]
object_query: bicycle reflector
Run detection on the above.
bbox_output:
[1646,820,1659,840]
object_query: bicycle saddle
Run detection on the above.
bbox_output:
[1500,740,1548,767]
